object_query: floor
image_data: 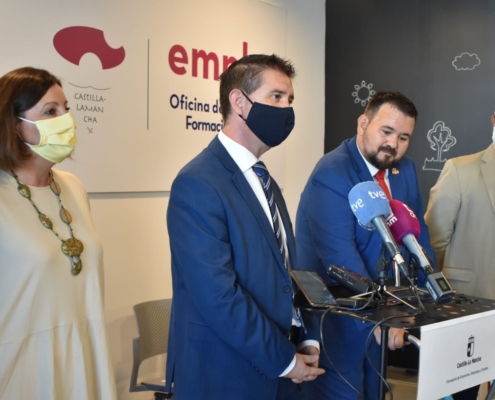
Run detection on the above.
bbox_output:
[130,366,492,400]
[386,366,418,400]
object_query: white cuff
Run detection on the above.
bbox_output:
[279,355,297,377]
[297,339,320,352]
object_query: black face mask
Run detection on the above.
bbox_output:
[238,92,295,147]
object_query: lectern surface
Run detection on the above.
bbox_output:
[339,290,495,329]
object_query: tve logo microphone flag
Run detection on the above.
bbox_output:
[348,181,390,228]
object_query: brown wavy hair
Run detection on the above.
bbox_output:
[0,67,61,171]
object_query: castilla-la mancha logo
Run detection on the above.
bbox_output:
[467,335,475,357]
[53,26,126,69]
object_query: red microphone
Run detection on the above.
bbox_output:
[387,199,455,304]
[387,200,421,246]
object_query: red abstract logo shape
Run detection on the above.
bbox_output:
[53,26,125,69]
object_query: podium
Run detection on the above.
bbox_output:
[298,287,495,400]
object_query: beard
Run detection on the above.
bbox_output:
[366,145,399,170]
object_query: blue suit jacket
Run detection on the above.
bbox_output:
[295,137,434,370]
[166,137,308,399]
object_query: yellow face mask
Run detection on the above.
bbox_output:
[18,112,77,163]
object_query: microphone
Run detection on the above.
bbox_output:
[348,181,409,279]
[387,200,434,275]
[387,199,455,304]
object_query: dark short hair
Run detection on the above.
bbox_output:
[364,91,418,121]
[219,54,296,122]
[0,67,61,171]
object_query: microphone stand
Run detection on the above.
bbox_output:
[373,245,425,312]
[393,260,401,288]
[408,258,429,297]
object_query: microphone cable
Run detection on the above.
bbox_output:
[364,311,420,400]
[319,283,379,400]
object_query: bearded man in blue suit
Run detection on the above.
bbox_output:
[165,54,324,400]
[296,92,435,399]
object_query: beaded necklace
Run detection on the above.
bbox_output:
[12,170,84,275]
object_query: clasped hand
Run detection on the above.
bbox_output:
[283,346,325,384]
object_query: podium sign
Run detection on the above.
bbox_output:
[418,309,495,399]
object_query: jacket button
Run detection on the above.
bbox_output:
[283,286,291,293]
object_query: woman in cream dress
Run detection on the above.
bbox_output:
[0,67,117,399]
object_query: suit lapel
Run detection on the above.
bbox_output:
[231,173,288,272]
[209,137,289,274]
[346,137,374,183]
[388,168,406,202]
[481,144,495,215]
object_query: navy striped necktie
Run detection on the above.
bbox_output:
[252,161,302,327]
[252,161,288,268]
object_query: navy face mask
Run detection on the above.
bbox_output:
[238,91,295,147]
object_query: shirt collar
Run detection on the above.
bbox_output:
[218,132,260,172]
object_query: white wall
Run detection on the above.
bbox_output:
[89,1,325,398]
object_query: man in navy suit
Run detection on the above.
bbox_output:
[165,54,324,400]
[296,92,435,399]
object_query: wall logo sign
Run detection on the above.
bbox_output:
[53,26,126,69]
[167,42,249,132]
[423,121,457,171]
[352,80,375,106]
[452,52,481,71]
[169,41,248,80]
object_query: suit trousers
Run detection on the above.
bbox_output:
[303,325,381,400]
[276,379,305,400]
